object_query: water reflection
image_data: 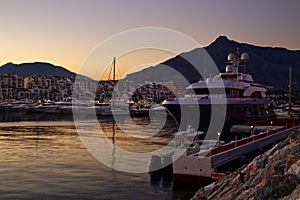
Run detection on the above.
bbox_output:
[0,114,198,200]
[97,116,177,153]
[0,111,74,122]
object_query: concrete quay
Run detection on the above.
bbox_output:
[172,118,300,184]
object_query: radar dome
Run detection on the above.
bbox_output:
[227,53,235,61]
[241,52,249,60]
[225,65,234,72]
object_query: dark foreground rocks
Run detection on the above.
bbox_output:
[192,129,300,200]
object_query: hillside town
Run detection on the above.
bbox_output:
[0,73,181,103]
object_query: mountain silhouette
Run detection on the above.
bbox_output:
[0,62,77,77]
[206,36,300,90]
[126,36,300,90]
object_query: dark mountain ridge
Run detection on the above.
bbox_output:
[0,62,77,77]
[126,36,300,90]
[206,36,300,89]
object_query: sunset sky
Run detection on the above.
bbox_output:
[0,0,299,79]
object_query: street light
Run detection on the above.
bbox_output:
[217,132,221,147]
[270,121,273,131]
[250,125,254,136]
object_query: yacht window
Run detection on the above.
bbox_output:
[188,88,227,95]
[194,88,209,94]
[250,91,262,98]
[221,74,238,80]
[226,89,241,98]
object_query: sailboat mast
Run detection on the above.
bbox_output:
[288,66,292,114]
[113,57,116,81]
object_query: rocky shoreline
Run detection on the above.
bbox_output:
[192,129,300,200]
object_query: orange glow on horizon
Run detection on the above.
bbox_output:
[99,49,175,80]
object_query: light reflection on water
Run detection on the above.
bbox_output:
[0,116,198,200]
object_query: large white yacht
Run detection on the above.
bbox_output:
[162,50,275,136]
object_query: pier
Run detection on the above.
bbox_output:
[172,118,300,184]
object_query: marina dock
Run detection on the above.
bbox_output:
[171,118,300,184]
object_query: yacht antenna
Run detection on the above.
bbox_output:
[236,48,240,64]
[236,48,240,80]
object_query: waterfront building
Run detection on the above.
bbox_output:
[0,74,23,101]
[0,73,177,103]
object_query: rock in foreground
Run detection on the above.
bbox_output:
[192,129,300,200]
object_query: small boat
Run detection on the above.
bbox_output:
[94,102,130,116]
[130,104,152,116]
[59,102,92,114]
[34,102,59,113]
[172,125,204,145]
[1,101,33,111]
[149,104,170,116]
[172,125,225,156]
[149,125,205,173]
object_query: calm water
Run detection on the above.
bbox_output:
[0,113,198,200]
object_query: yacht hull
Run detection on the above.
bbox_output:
[163,99,274,141]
